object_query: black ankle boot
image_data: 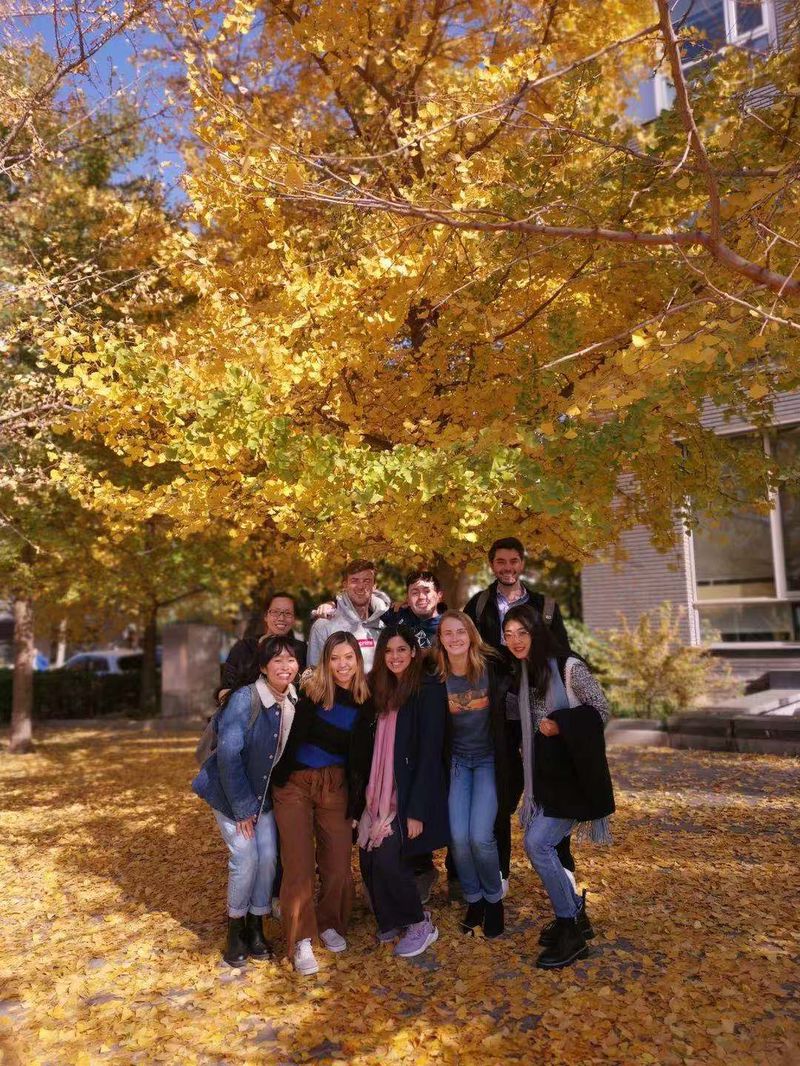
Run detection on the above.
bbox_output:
[483,899,505,939]
[245,912,273,961]
[223,916,248,966]
[460,899,485,934]
[536,917,589,969]
[539,890,594,947]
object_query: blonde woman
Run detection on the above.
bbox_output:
[435,610,511,939]
[271,631,373,975]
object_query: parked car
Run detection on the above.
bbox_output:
[60,650,144,675]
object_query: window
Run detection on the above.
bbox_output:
[693,435,775,600]
[699,602,794,642]
[632,0,775,122]
[673,0,772,63]
[776,426,800,592]
[691,426,800,644]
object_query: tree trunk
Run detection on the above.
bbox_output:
[10,595,35,754]
[433,556,472,610]
[139,606,159,716]
[52,617,67,667]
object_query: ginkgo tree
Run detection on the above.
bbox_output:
[39,0,800,586]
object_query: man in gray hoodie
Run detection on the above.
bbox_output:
[307,560,391,672]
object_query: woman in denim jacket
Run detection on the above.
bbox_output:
[192,636,299,966]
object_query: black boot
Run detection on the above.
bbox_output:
[223,916,248,967]
[536,917,589,969]
[245,912,273,961]
[483,899,505,939]
[539,890,594,947]
[460,899,485,934]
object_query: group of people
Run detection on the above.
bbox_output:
[192,538,615,976]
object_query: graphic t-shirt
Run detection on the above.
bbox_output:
[446,671,492,757]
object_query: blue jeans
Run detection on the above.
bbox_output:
[214,809,278,918]
[524,814,581,918]
[448,753,502,904]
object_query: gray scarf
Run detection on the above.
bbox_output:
[518,658,612,845]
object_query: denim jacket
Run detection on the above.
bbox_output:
[192,679,296,821]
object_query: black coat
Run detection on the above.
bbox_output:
[443,660,516,818]
[218,634,308,698]
[533,704,615,822]
[270,686,373,795]
[349,675,450,856]
[464,581,569,653]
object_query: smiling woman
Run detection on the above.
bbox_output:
[435,611,510,940]
[269,632,374,975]
[191,636,300,967]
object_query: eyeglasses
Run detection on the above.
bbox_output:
[268,610,294,619]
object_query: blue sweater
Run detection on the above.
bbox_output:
[294,693,359,768]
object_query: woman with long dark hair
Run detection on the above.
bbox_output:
[435,610,510,939]
[352,625,448,958]
[502,604,614,970]
[192,636,300,966]
[271,631,373,975]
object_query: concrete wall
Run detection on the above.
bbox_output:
[161,623,222,719]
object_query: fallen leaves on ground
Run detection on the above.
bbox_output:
[0,732,797,1065]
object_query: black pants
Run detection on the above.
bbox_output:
[360,824,425,933]
[496,720,575,878]
[410,852,435,875]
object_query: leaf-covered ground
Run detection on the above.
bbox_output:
[1,731,797,1065]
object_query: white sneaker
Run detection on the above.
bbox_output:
[564,869,577,893]
[501,877,509,899]
[320,927,347,952]
[271,897,281,921]
[293,938,319,976]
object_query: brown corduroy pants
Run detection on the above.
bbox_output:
[272,766,354,957]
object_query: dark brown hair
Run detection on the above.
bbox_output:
[342,559,376,579]
[369,626,426,715]
[488,537,525,562]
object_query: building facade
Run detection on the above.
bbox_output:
[582,1,799,678]
[582,394,800,676]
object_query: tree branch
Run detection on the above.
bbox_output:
[655,0,721,241]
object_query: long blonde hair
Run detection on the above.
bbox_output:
[303,631,370,709]
[434,610,495,686]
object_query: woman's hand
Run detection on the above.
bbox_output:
[236,816,256,838]
[539,719,560,737]
[407,818,423,840]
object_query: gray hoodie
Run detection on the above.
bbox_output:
[307,590,392,672]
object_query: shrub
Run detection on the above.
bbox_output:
[563,617,612,675]
[601,603,739,721]
[0,668,154,723]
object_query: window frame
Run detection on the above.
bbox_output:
[649,0,778,118]
[688,424,800,648]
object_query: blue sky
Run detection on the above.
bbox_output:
[18,9,187,201]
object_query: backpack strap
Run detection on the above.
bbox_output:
[247,683,262,730]
[543,595,556,627]
[475,588,491,624]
